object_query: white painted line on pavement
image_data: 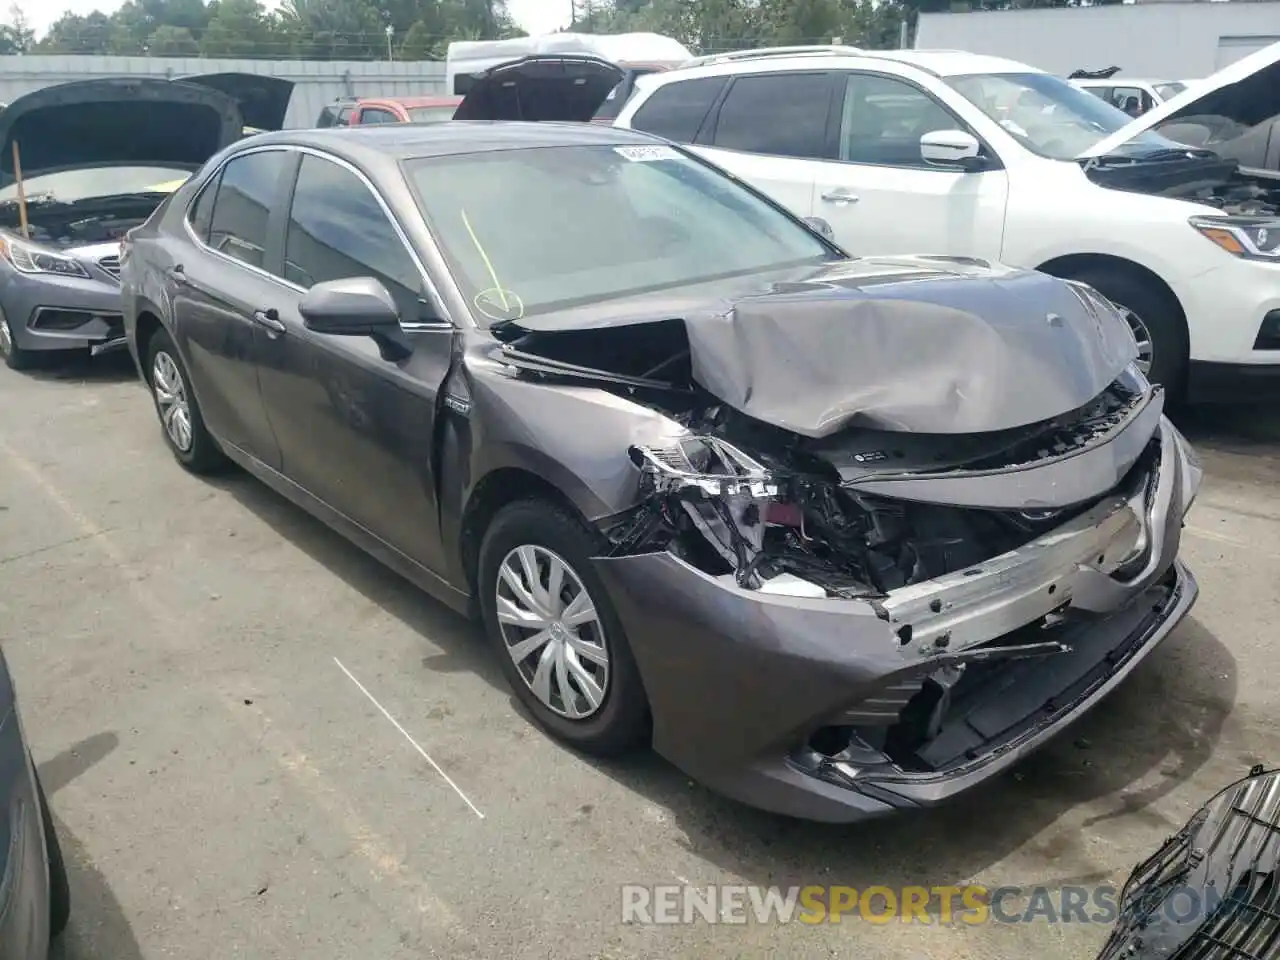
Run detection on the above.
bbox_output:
[334,657,486,820]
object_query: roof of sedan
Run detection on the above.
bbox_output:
[250,121,660,163]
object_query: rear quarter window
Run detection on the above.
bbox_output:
[629,77,728,142]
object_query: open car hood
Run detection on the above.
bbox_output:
[181,72,293,132]
[1081,40,1280,163]
[0,76,246,186]
[506,257,1140,437]
[453,55,626,122]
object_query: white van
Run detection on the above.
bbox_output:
[614,43,1280,402]
[446,32,692,121]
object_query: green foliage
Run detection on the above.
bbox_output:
[3,0,1148,61]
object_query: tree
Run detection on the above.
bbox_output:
[201,0,272,57]
[0,4,33,54]
[147,23,199,54]
[399,20,440,60]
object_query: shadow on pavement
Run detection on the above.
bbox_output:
[39,733,144,960]
[19,350,137,385]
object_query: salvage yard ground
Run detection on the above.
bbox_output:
[1,354,1278,960]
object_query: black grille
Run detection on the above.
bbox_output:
[98,254,121,279]
[1097,768,1280,959]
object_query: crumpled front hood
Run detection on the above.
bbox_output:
[682,257,1138,437]
[509,256,1139,437]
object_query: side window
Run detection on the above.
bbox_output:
[838,73,963,167]
[629,77,727,142]
[710,73,833,159]
[359,108,400,125]
[1084,86,1112,103]
[337,107,353,126]
[186,170,222,243]
[283,154,425,320]
[206,150,289,269]
[317,107,336,128]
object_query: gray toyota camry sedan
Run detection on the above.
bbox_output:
[118,56,1201,822]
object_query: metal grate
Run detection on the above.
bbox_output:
[1097,768,1280,960]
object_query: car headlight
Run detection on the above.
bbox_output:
[1189,215,1280,261]
[0,233,91,279]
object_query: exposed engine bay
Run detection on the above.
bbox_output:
[494,314,1152,601]
[0,194,162,247]
[1084,152,1280,216]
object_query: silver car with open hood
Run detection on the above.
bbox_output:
[0,73,291,370]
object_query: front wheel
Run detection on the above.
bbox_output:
[0,311,34,371]
[36,773,70,938]
[478,500,650,756]
[145,328,227,474]
[1066,267,1189,394]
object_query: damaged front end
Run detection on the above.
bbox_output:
[492,262,1200,821]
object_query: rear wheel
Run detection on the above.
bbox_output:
[146,328,227,474]
[1064,266,1188,394]
[36,773,70,938]
[478,500,649,756]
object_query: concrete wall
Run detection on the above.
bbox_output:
[0,55,447,128]
[916,2,1280,78]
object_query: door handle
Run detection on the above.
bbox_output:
[820,190,859,205]
[252,308,286,335]
[167,264,189,285]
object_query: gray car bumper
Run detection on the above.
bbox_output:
[0,266,126,356]
[593,420,1199,822]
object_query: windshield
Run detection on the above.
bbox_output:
[1155,82,1188,101]
[0,165,191,203]
[947,72,1183,160]
[405,144,831,323]
[408,106,458,123]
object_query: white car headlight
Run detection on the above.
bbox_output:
[1189,215,1280,262]
[0,233,91,279]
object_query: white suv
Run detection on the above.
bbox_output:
[614,45,1280,402]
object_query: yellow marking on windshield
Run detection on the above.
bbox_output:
[144,177,190,193]
[460,208,508,311]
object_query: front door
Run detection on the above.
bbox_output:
[810,71,1009,261]
[253,151,454,575]
[173,148,293,468]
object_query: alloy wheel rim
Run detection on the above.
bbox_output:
[1120,306,1155,377]
[152,351,194,452]
[495,544,610,720]
[0,316,12,356]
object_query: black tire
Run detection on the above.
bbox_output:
[36,772,70,938]
[478,499,650,756]
[145,327,227,474]
[0,313,35,371]
[1065,266,1189,395]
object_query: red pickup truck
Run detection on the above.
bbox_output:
[315,95,462,127]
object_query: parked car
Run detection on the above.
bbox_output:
[613,45,1280,404]
[314,95,462,127]
[0,645,70,955]
[1089,41,1280,177]
[1070,75,1194,117]
[119,86,1200,821]
[0,73,292,371]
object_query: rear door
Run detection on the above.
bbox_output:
[253,150,455,574]
[806,71,1008,260]
[690,70,839,220]
[171,148,292,468]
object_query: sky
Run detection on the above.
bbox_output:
[18,0,573,40]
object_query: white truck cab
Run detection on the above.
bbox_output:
[614,43,1280,402]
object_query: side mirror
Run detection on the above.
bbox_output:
[801,216,835,241]
[920,129,984,171]
[299,277,412,361]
